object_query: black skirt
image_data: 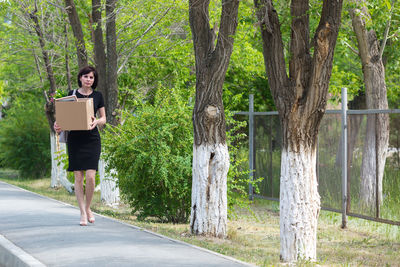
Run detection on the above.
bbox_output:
[67,128,101,171]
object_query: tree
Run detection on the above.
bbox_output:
[20,0,74,192]
[254,0,343,262]
[65,0,120,204]
[188,0,240,237]
[350,0,390,209]
[64,0,88,69]
[65,0,119,125]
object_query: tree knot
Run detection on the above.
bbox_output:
[316,22,331,61]
[205,105,219,119]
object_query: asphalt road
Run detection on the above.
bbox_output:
[0,181,253,267]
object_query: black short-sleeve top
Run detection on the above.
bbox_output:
[68,89,105,115]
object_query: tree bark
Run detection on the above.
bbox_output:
[64,0,88,69]
[64,24,72,91]
[28,6,57,132]
[189,0,240,238]
[98,159,120,206]
[105,0,119,126]
[50,132,74,193]
[92,0,108,104]
[91,0,120,203]
[29,8,56,96]
[280,144,319,261]
[27,4,74,193]
[254,0,343,262]
[350,3,389,208]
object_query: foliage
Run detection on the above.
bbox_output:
[330,0,400,107]
[103,85,259,222]
[102,89,193,223]
[0,5,44,104]
[0,96,50,178]
[223,0,273,112]
[116,0,195,109]
[225,111,262,219]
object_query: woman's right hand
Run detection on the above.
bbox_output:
[54,121,62,134]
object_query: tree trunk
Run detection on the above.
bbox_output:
[91,0,120,203]
[64,0,88,69]
[29,8,56,96]
[189,0,240,238]
[191,144,229,237]
[98,159,120,206]
[254,0,343,261]
[28,5,75,193]
[350,4,389,208]
[64,24,72,91]
[92,0,108,104]
[280,144,319,261]
[105,0,119,126]
[50,132,74,193]
[28,6,56,130]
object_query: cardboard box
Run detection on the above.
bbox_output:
[55,98,94,130]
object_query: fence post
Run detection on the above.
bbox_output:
[341,87,348,228]
[249,94,254,200]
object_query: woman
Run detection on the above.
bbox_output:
[54,66,106,226]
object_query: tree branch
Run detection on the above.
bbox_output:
[379,0,395,58]
[189,0,213,62]
[254,0,290,110]
[288,0,313,106]
[350,8,370,66]
[64,0,88,69]
[305,0,343,115]
[28,3,57,93]
[343,40,359,55]
[215,0,240,64]
[117,5,172,73]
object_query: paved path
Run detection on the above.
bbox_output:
[0,181,253,267]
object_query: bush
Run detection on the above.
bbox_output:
[103,89,193,223]
[226,112,260,219]
[0,98,50,178]
[103,89,256,223]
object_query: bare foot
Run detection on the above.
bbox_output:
[80,213,88,226]
[86,209,95,224]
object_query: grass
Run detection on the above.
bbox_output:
[0,170,399,266]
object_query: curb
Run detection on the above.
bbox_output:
[0,235,45,267]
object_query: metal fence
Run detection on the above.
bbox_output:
[235,90,400,227]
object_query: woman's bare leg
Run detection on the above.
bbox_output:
[85,169,96,223]
[74,171,87,225]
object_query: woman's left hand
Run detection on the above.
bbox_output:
[89,116,98,130]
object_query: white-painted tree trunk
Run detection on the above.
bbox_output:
[99,158,120,207]
[190,143,229,238]
[280,145,320,262]
[360,116,377,206]
[50,132,60,187]
[360,115,387,207]
[351,4,389,209]
[50,132,74,193]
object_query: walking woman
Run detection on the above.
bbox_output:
[54,66,106,226]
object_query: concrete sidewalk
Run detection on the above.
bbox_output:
[0,181,253,267]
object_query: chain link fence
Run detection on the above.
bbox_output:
[235,93,400,227]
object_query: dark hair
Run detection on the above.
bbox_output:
[77,66,98,89]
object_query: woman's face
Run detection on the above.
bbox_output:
[80,71,95,88]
